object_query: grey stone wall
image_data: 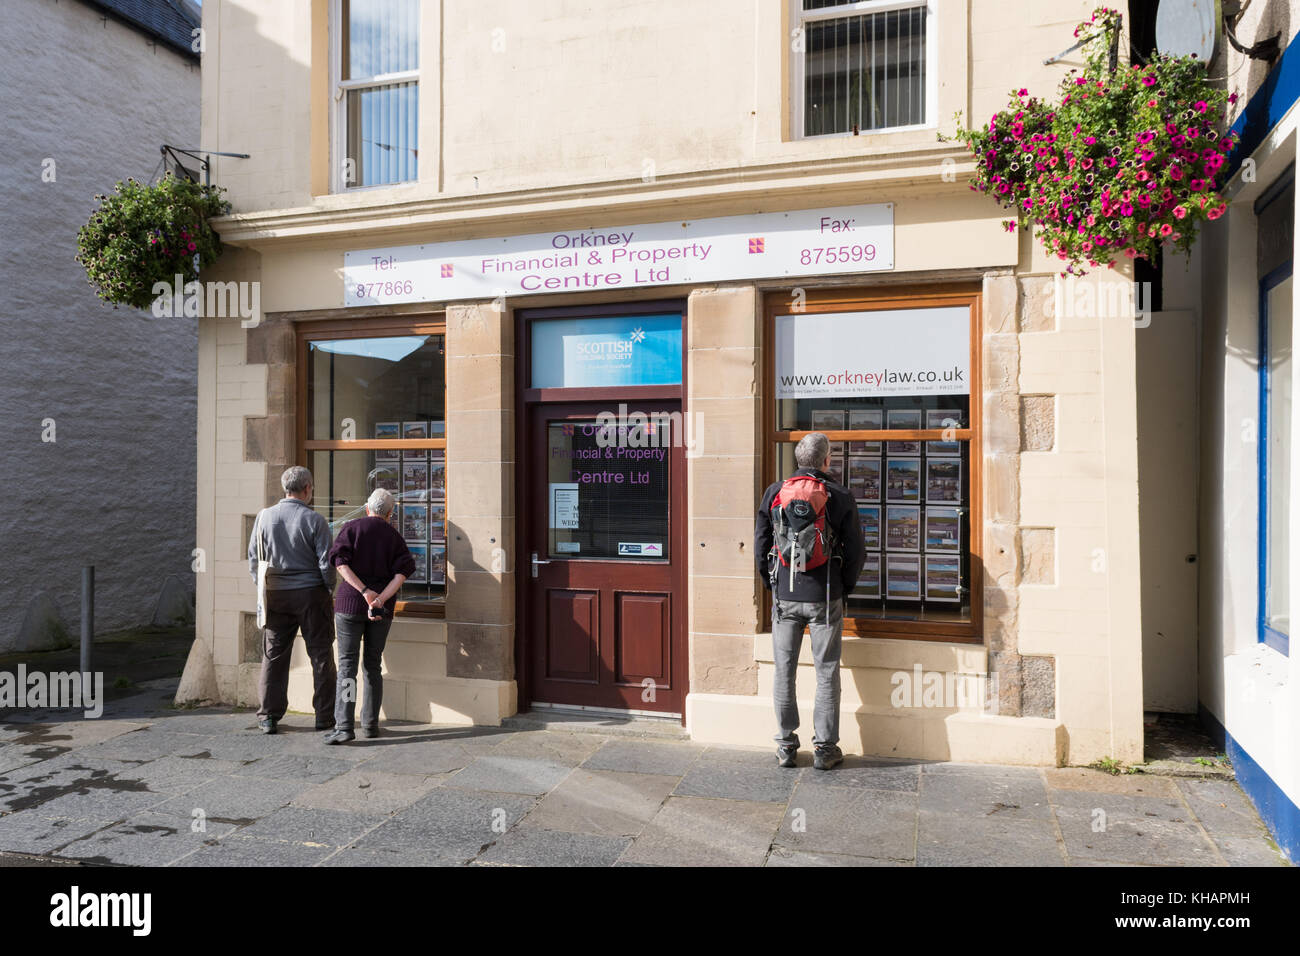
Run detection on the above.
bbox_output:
[0,0,200,650]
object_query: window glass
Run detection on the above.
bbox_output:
[772,304,973,626]
[546,420,670,560]
[345,83,419,187]
[307,335,445,441]
[801,2,928,135]
[530,314,683,389]
[344,0,419,79]
[340,0,419,188]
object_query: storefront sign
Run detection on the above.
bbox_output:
[774,307,970,399]
[344,204,894,306]
[532,314,681,388]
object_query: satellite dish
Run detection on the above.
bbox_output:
[1156,0,1219,61]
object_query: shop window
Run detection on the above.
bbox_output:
[792,0,934,138]
[332,0,420,190]
[1258,171,1293,655]
[765,289,980,642]
[301,320,446,614]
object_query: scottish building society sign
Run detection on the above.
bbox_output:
[343,204,893,306]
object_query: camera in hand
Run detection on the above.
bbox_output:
[367,604,388,620]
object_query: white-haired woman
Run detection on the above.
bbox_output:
[323,487,415,744]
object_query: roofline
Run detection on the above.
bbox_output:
[77,0,201,63]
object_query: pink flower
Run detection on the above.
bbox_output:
[1160,223,1173,236]
[1085,136,1097,145]
[1195,100,1208,113]
[1018,88,1028,97]
[1142,75,1157,87]
[1169,164,1183,180]
[1207,204,1226,220]
[1189,179,1204,191]
[1173,205,1188,219]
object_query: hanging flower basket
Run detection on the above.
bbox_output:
[76,172,232,310]
[953,7,1238,275]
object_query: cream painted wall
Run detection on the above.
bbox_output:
[202,0,1111,216]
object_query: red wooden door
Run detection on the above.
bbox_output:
[525,402,686,716]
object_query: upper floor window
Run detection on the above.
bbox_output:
[792,0,934,138]
[332,0,419,190]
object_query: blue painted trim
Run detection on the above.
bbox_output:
[1198,704,1299,864]
[1226,31,1300,182]
[1258,261,1292,657]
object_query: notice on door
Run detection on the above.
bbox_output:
[549,483,579,529]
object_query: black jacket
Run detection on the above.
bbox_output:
[755,468,866,602]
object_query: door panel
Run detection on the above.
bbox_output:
[526,402,684,715]
[545,590,600,683]
[616,591,671,687]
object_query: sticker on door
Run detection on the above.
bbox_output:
[618,542,663,556]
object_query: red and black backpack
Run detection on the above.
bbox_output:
[769,474,835,591]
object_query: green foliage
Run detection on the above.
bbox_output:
[76,173,231,310]
[1090,756,1123,775]
[951,7,1238,275]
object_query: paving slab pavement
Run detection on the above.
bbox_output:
[0,687,1291,867]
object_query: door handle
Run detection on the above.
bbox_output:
[530,552,552,578]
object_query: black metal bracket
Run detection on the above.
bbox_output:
[1223,1,1282,62]
[160,145,251,187]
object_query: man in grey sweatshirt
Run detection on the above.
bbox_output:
[247,465,338,734]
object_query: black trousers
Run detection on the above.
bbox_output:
[257,585,337,722]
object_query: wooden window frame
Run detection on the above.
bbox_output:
[296,313,447,618]
[762,284,983,644]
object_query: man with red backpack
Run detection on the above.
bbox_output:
[754,432,865,770]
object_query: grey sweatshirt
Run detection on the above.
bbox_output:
[247,498,336,591]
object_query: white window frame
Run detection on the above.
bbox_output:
[790,0,938,140]
[329,0,420,193]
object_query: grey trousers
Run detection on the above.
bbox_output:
[771,597,844,749]
[334,612,392,731]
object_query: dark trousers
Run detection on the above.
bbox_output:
[257,585,337,722]
[333,612,392,731]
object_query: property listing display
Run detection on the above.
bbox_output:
[790,403,969,617]
[775,306,973,623]
[384,422,448,590]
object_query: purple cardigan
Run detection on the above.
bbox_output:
[327,516,417,616]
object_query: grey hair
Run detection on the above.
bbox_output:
[281,465,313,494]
[366,487,396,518]
[794,432,831,469]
